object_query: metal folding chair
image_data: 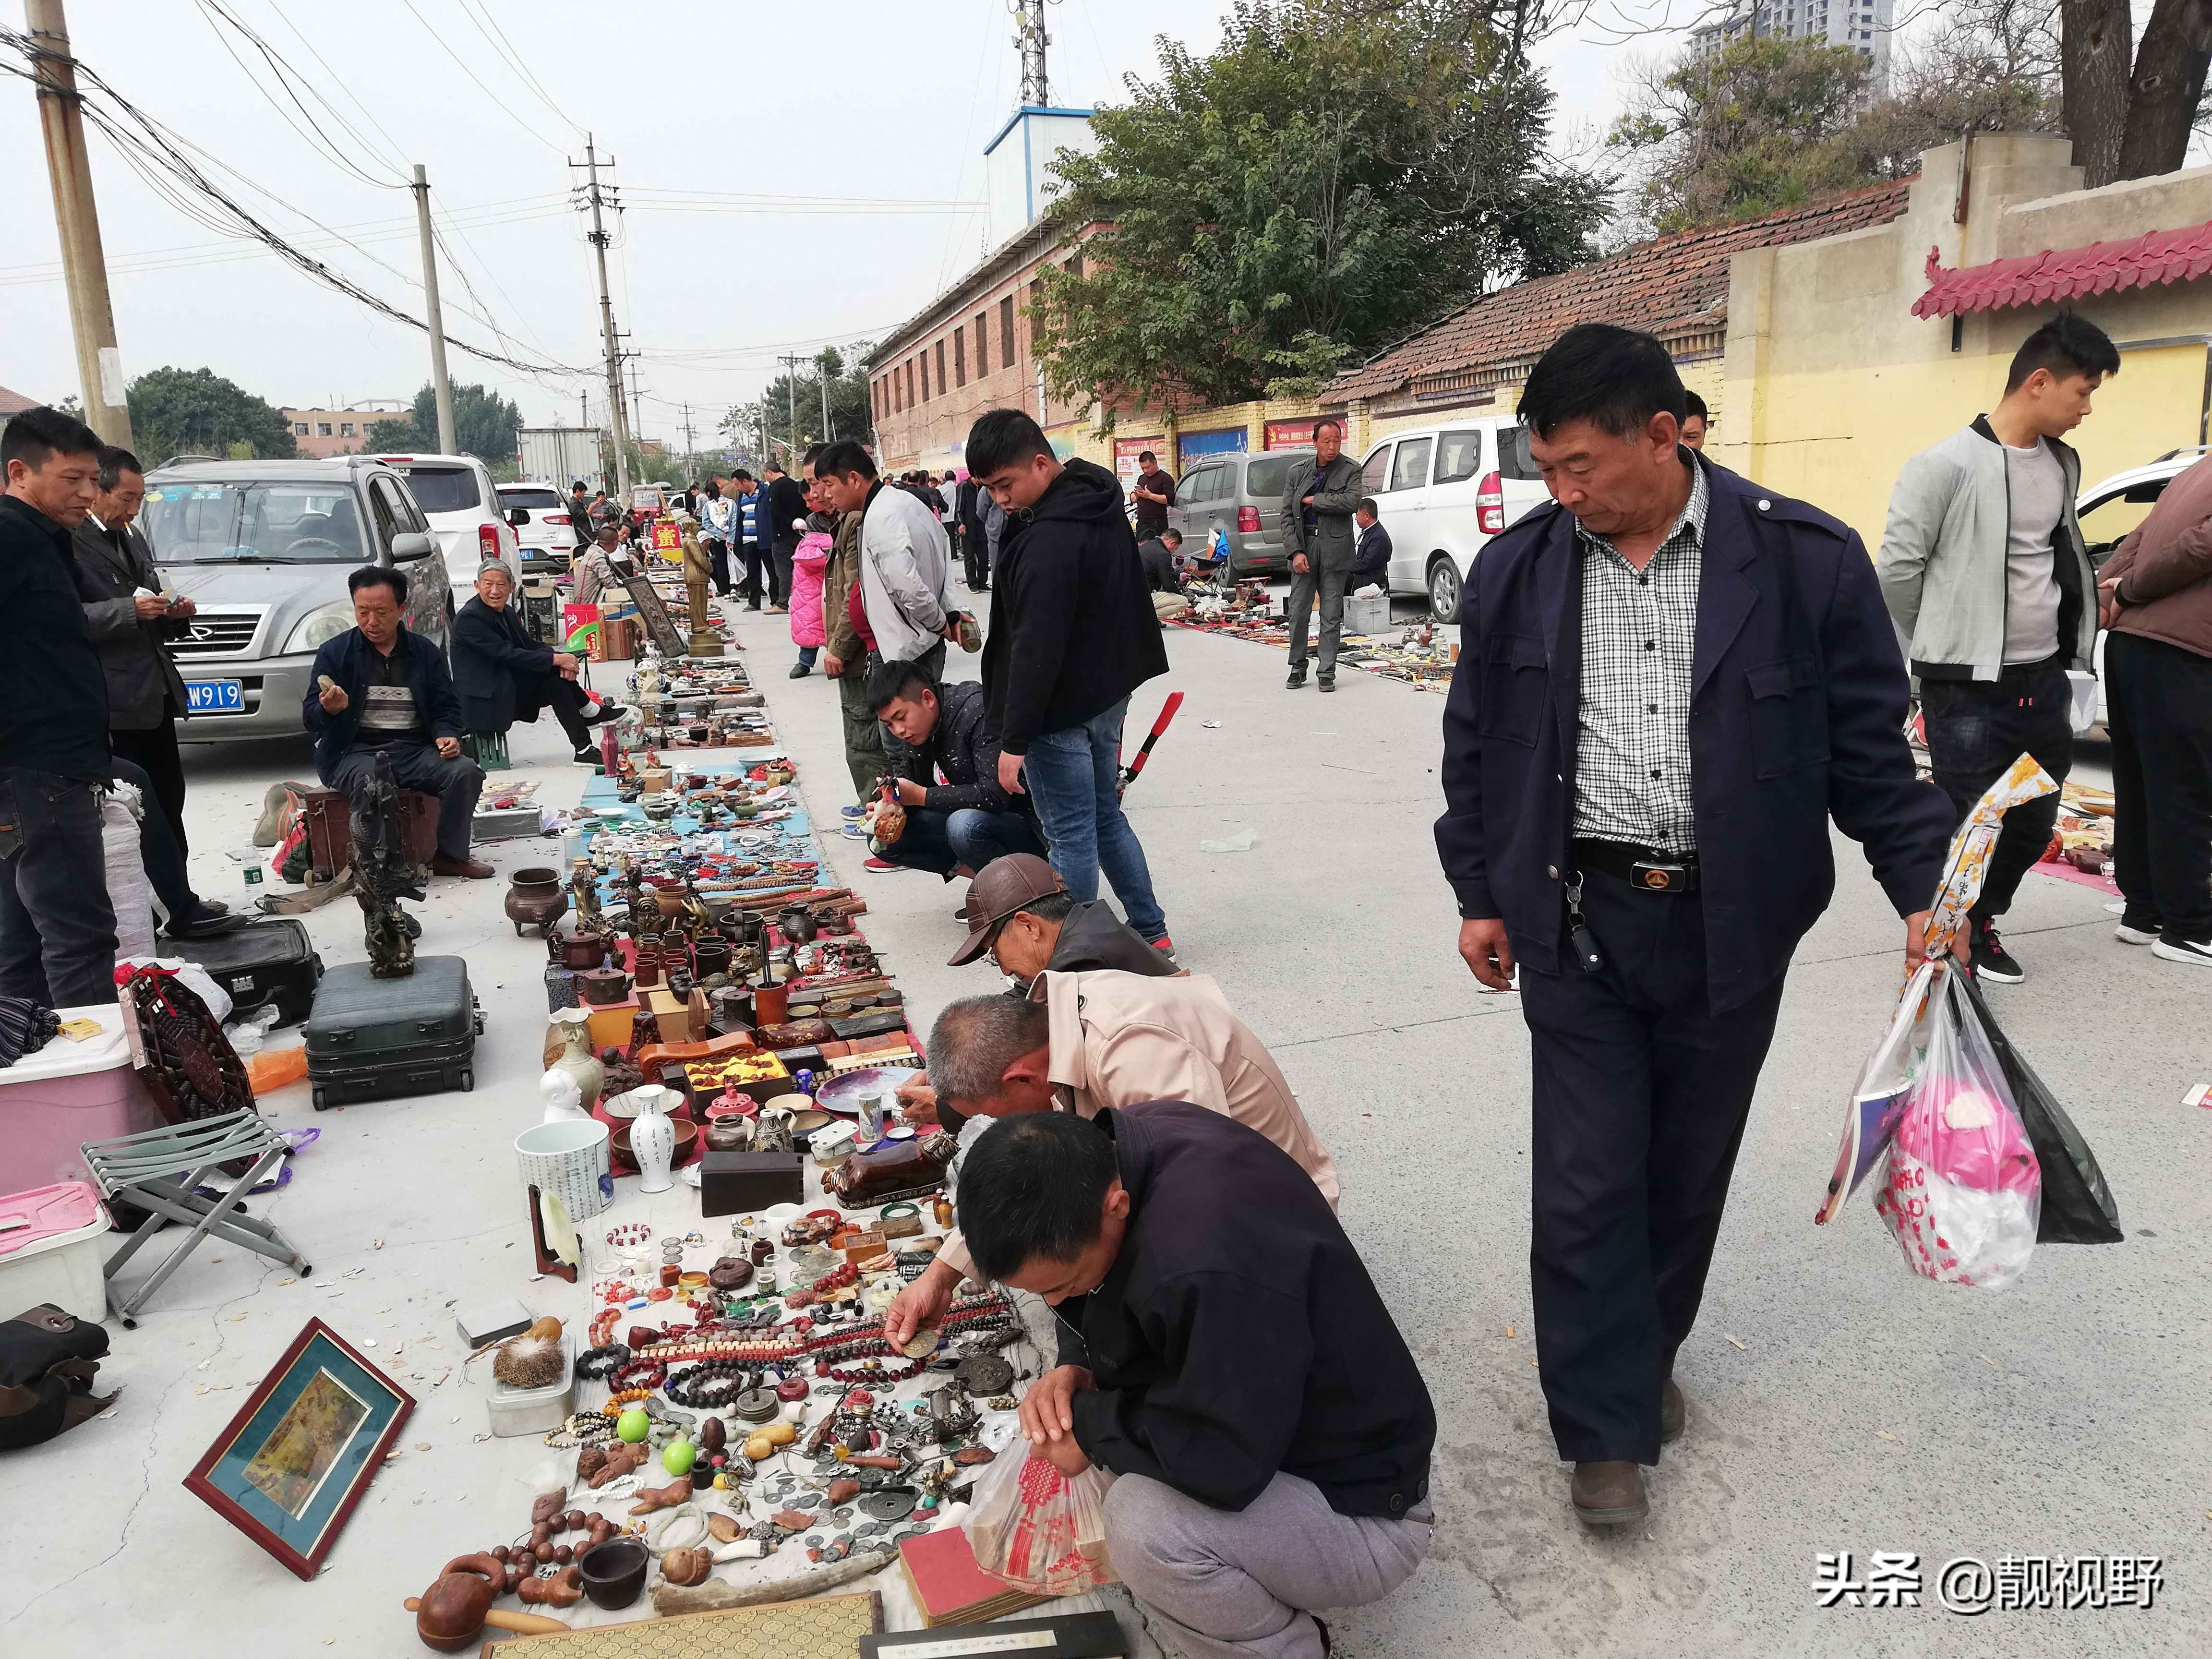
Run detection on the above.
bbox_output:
[81,1111,312,1328]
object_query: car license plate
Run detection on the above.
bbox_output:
[185,679,244,714]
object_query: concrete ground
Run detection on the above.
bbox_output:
[4,588,2206,1657]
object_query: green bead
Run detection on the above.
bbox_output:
[616,1407,651,1443]
[662,1437,697,1476]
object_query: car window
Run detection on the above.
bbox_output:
[1497,424,1544,482]
[388,464,479,515]
[1244,455,1295,500]
[1389,437,1433,493]
[2076,479,2166,558]
[1433,430,1483,485]
[502,487,563,509]
[141,481,363,563]
[367,478,404,550]
[1179,466,1218,504]
[1359,445,1393,492]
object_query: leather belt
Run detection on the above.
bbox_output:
[1573,839,1700,894]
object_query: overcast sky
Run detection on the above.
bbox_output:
[0,1,1839,443]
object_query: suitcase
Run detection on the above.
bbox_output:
[303,955,482,1111]
[301,788,442,882]
[174,918,325,1027]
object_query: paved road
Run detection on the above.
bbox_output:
[4,594,2203,1659]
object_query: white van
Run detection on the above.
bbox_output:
[1356,420,1548,621]
[371,452,521,609]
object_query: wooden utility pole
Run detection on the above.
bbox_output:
[26,0,132,445]
[411,165,457,455]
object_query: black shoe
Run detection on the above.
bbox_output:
[2152,934,2212,967]
[1313,1615,1332,1657]
[788,662,812,678]
[1970,921,2024,984]
[573,745,601,764]
[1286,667,1307,689]
[1318,673,1337,694]
[164,910,250,940]
[581,701,629,726]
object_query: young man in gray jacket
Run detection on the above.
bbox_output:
[1876,311,2118,983]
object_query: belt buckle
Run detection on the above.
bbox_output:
[1631,859,1686,892]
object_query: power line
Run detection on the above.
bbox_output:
[257,0,417,170]
[452,0,584,139]
[194,0,407,190]
[394,0,567,154]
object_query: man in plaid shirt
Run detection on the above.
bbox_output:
[1434,325,1956,1529]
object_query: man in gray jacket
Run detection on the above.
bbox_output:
[1876,312,2118,984]
[1279,418,1364,692]
[71,445,197,855]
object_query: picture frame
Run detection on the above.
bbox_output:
[182,1319,414,1581]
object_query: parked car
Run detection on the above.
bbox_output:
[1166,447,1311,577]
[139,457,457,743]
[371,452,520,607]
[1355,420,1549,622]
[497,481,575,576]
[2076,445,2209,725]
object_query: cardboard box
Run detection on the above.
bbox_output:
[698,1150,805,1217]
[644,987,694,1043]
[585,994,639,1052]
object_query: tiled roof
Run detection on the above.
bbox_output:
[0,384,40,416]
[1912,219,2212,317]
[1327,182,1913,403]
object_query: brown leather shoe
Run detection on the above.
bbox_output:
[430,854,495,879]
[1570,1460,1648,1527]
[1661,1376,1686,1444]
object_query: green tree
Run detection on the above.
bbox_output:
[721,345,877,465]
[365,382,524,475]
[127,366,296,465]
[1029,0,1608,410]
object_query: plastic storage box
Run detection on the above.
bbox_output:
[1342,591,1392,637]
[0,1183,113,1323]
[0,1002,166,1195]
[486,1331,574,1437]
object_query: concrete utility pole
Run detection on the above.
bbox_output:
[820,356,832,443]
[411,164,457,456]
[777,353,805,457]
[1012,0,1050,105]
[579,389,588,427]
[27,0,132,445]
[682,403,696,471]
[624,350,644,456]
[571,134,633,496]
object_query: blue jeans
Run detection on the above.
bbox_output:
[1021,700,1166,940]
[796,646,818,669]
[880,806,1046,877]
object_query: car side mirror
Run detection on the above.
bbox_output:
[507,507,531,527]
[390,530,434,563]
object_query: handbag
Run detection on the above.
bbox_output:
[0,1305,114,1451]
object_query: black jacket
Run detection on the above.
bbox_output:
[891,678,1032,817]
[70,515,189,730]
[765,475,808,547]
[1058,1103,1434,1518]
[0,495,110,781]
[451,595,560,732]
[1434,454,1955,1013]
[303,625,465,785]
[1046,900,1178,978]
[1136,537,1180,593]
[1351,521,1392,588]
[984,458,1168,755]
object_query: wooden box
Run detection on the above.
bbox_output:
[698,1150,805,1218]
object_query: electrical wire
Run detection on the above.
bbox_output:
[453,0,585,139]
[257,0,417,171]
[193,0,408,189]
[394,0,568,154]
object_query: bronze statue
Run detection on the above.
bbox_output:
[678,512,722,659]
[352,750,419,978]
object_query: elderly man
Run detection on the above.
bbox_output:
[962,1107,1433,1659]
[947,852,1176,980]
[866,659,1045,880]
[574,518,630,606]
[1280,419,1363,692]
[453,562,626,763]
[304,566,492,880]
[70,445,197,858]
[882,967,1335,1347]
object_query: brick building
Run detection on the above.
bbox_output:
[283,403,405,458]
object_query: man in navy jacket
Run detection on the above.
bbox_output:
[303,566,492,878]
[1435,325,1955,1528]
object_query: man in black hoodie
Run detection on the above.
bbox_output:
[967,409,1174,952]
[962,1106,1434,1659]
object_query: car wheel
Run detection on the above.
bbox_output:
[1427,556,1463,624]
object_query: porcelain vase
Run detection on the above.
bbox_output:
[547,1007,605,1111]
[630,1085,678,1193]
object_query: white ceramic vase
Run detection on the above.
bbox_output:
[630,1084,678,1193]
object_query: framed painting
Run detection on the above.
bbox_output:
[182,1319,414,1580]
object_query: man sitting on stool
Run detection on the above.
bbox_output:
[962,1107,1434,1659]
[452,562,626,764]
[865,659,1046,878]
[304,566,493,879]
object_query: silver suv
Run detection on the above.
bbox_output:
[140,457,456,744]
[1166,447,1312,577]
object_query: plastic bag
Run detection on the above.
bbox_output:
[1871,964,2041,1288]
[101,792,157,962]
[1959,971,2122,1245]
[118,955,233,1024]
[962,1448,1118,1597]
[2065,668,2100,735]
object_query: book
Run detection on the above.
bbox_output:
[862,1611,1128,1657]
[899,1525,1052,1628]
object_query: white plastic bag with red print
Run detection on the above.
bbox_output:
[1870,962,2041,1287]
[962,1448,1118,1597]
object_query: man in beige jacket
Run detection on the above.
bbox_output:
[881,968,1337,1346]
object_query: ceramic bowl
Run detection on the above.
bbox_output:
[814,1066,920,1117]
[611,1115,698,1167]
[577,1535,650,1609]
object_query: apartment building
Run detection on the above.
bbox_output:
[1690,0,1895,86]
[283,402,405,458]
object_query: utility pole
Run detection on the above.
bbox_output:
[571,134,633,496]
[776,353,806,458]
[578,389,588,427]
[27,0,132,445]
[411,165,457,455]
[1013,0,1050,105]
[820,356,833,443]
[682,402,696,472]
[624,350,644,457]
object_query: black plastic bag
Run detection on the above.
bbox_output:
[1960,973,2123,1244]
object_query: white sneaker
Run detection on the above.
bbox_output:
[2104,899,2125,915]
[2151,936,2212,966]
[2115,923,2157,946]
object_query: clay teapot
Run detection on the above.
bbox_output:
[557,929,607,971]
[777,903,817,945]
[505,868,569,938]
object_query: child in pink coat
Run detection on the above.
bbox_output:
[787,505,833,677]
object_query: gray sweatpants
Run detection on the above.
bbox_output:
[1105,1471,1432,1659]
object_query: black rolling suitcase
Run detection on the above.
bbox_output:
[175,918,325,1027]
[303,955,483,1111]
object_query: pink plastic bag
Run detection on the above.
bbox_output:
[962,1449,1118,1597]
